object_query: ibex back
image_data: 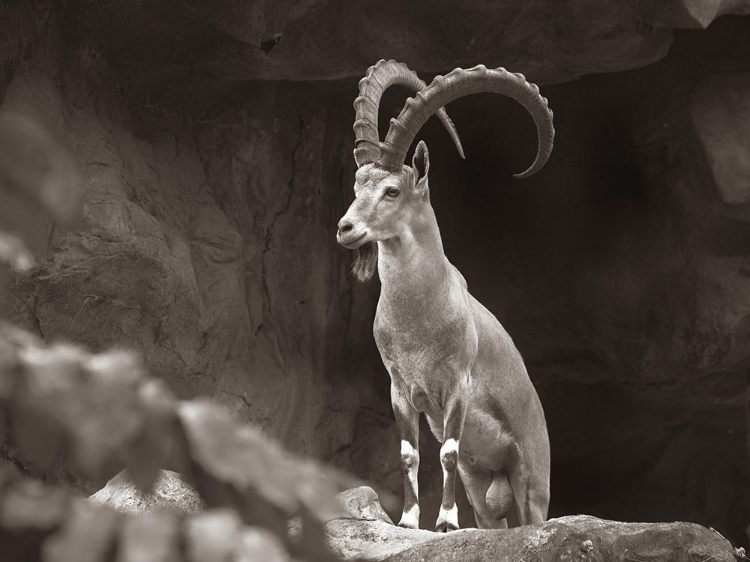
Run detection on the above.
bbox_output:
[337,60,553,531]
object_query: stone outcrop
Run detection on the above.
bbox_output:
[326,487,742,562]
[88,470,203,515]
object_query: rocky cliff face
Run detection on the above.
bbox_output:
[1,50,360,459]
[1,0,750,548]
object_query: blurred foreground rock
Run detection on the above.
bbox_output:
[88,469,203,515]
[0,465,294,562]
[325,487,742,562]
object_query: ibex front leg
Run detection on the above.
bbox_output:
[435,393,467,532]
[391,386,421,529]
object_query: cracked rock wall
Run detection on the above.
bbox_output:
[1,26,360,470]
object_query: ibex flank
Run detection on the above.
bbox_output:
[337,60,553,532]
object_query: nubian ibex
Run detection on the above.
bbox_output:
[337,60,553,531]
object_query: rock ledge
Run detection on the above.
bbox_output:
[325,487,742,562]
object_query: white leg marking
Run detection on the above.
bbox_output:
[401,439,420,491]
[440,438,459,486]
[399,503,421,529]
[401,439,417,457]
[436,504,459,530]
[399,439,420,529]
[436,438,460,531]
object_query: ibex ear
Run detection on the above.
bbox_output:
[411,140,430,198]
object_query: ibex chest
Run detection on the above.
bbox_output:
[373,303,477,408]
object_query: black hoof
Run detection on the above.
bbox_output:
[435,521,459,533]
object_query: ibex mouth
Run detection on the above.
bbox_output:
[338,232,367,249]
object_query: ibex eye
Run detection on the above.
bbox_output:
[386,188,400,198]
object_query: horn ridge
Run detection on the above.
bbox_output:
[379,66,554,177]
[352,59,464,168]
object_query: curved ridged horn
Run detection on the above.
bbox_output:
[353,59,465,168]
[379,65,554,178]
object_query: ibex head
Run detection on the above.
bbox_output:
[337,60,555,281]
[337,141,431,278]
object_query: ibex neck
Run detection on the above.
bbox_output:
[377,206,449,293]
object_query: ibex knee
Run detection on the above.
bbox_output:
[401,440,419,471]
[440,438,459,472]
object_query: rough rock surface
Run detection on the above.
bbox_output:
[0,21,359,465]
[88,470,203,515]
[690,72,750,205]
[326,487,741,562]
[35,0,750,99]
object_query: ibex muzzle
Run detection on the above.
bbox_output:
[336,154,429,250]
[338,60,553,531]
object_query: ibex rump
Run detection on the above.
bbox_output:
[337,60,553,531]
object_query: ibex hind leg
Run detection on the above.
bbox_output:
[507,462,549,526]
[458,461,513,529]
